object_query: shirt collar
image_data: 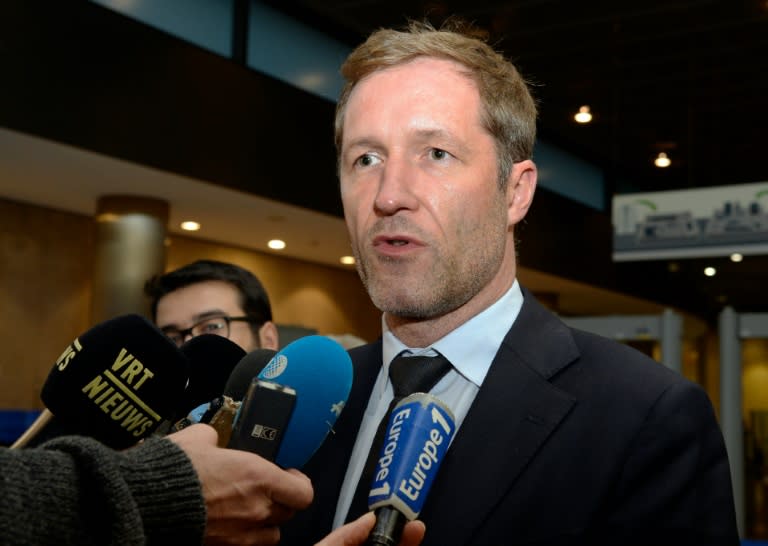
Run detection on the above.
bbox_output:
[382,280,524,387]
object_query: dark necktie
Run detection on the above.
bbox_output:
[346,352,453,522]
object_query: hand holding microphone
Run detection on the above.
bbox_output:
[171,423,423,546]
[316,513,425,546]
[168,423,314,545]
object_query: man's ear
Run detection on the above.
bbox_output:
[506,159,537,225]
[257,321,280,351]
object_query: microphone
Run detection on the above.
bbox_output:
[229,335,353,469]
[175,334,246,420]
[365,393,456,546]
[12,314,189,450]
[172,348,277,444]
[223,348,278,401]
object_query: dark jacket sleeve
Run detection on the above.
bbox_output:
[0,435,206,545]
[592,379,739,545]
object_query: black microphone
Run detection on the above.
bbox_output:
[364,393,456,546]
[223,348,278,401]
[175,334,246,421]
[171,348,277,444]
[12,314,189,450]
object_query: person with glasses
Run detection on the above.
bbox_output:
[144,259,279,352]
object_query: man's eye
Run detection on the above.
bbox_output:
[429,148,449,161]
[200,321,225,333]
[355,154,380,168]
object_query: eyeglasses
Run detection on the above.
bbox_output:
[161,315,255,347]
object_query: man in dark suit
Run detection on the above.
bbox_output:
[281,19,739,546]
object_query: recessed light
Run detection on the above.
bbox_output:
[730,253,743,262]
[340,256,355,265]
[180,221,200,231]
[268,239,286,250]
[574,105,592,123]
[704,266,716,277]
[96,212,119,223]
[654,152,671,168]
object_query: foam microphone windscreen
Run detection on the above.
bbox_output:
[176,334,246,420]
[365,393,456,545]
[256,335,353,468]
[223,348,278,401]
[14,314,189,450]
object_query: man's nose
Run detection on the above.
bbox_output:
[373,155,418,215]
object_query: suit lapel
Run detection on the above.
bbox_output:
[420,292,579,545]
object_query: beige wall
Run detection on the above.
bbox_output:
[0,197,380,410]
[0,198,95,408]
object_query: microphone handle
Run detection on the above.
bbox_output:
[10,408,54,449]
[366,507,406,546]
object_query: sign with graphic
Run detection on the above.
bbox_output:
[612,181,768,261]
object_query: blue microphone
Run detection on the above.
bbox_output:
[229,335,353,469]
[366,393,456,545]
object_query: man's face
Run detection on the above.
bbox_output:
[155,280,260,352]
[338,57,517,321]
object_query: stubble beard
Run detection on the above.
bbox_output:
[355,227,506,320]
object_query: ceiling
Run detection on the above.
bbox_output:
[263,0,768,194]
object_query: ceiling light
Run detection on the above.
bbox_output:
[704,266,716,277]
[574,105,592,124]
[180,221,200,231]
[654,152,671,168]
[340,255,355,265]
[730,253,743,262]
[96,212,119,223]
[267,239,286,250]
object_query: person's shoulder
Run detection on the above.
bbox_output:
[570,326,665,367]
[567,326,701,397]
[552,327,720,440]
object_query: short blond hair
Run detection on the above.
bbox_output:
[335,19,537,187]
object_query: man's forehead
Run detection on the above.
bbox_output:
[156,282,243,325]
